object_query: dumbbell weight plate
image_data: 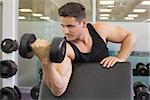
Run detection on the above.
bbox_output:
[134,81,146,95]
[0,60,17,78]
[1,39,18,53]
[136,62,147,76]
[0,87,17,100]
[134,81,150,100]
[14,86,21,100]
[50,37,66,63]
[19,34,36,59]
[146,63,150,70]
[30,84,40,100]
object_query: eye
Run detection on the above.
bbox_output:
[67,25,75,28]
[60,24,65,28]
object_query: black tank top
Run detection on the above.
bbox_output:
[66,23,108,62]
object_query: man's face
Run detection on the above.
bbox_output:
[60,16,84,42]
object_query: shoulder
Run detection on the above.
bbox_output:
[92,22,116,30]
[90,22,117,42]
[65,42,75,60]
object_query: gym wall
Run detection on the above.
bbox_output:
[0,1,2,89]
[18,20,150,88]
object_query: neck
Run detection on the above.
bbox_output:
[75,27,90,45]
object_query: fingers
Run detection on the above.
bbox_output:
[100,56,120,68]
[30,39,50,59]
[31,39,49,49]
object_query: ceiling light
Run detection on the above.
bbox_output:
[141,1,150,5]
[133,9,146,13]
[124,17,134,20]
[100,14,110,17]
[100,9,112,12]
[143,18,150,22]
[32,13,43,17]
[19,9,32,12]
[108,5,115,8]
[18,16,26,19]
[99,17,109,20]
[40,16,50,20]
[128,14,138,17]
[100,0,114,5]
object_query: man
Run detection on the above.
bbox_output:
[31,2,136,96]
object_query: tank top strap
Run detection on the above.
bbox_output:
[87,23,106,45]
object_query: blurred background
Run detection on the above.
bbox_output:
[0,0,150,100]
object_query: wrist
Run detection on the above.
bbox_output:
[116,56,126,62]
[40,57,50,66]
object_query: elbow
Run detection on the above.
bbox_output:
[43,79,66,96]
[130,33,136,45]
[126,32,136,45]
[131,33,136,41]
[51,86,67,97]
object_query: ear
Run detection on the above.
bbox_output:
[81,19,87,28]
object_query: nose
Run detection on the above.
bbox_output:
[63,27,69,34]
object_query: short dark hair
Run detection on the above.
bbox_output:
[58,2,86,20]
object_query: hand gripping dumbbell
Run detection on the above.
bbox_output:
[19,33,66,63]
[134,81,150,100]
[0,60,17,78]
[0,86,21,100]
[1,33,66,63]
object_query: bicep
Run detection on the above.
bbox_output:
[56,56,72,77]
[54,54,72,86]
[53,42,74,84]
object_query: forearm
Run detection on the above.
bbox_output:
[117,33,136,61]
[41,58,66,96]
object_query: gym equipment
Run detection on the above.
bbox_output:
[136,62,148,76]
[1,38,18,53]
[19,33,66,63]
[39,62,132,100]
[30,68,43,100]
[31,84,40,100]
[1,33,66,63]
[0,86,21,100]
[133,62,149,76]
[134,81,150,100]
[19,34,36,59]
[0,60,17,78]
[146,63,150,75]
[1,34,66,63]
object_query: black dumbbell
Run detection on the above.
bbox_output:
[134,81,150,100]
[0,86,21,100]
[30,68,42,100]
[39,68,43,80]
[30,83,41,100]
[1,38,18,53]
[136,62,149,76]
[146,63,150,76]
[0,60,17,78]
[19,33,66,63]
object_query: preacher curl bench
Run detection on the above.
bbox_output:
[38,62,133,100]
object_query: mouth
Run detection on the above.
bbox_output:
[65,34,72,38]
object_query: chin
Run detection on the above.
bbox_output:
[66,37,76,42]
